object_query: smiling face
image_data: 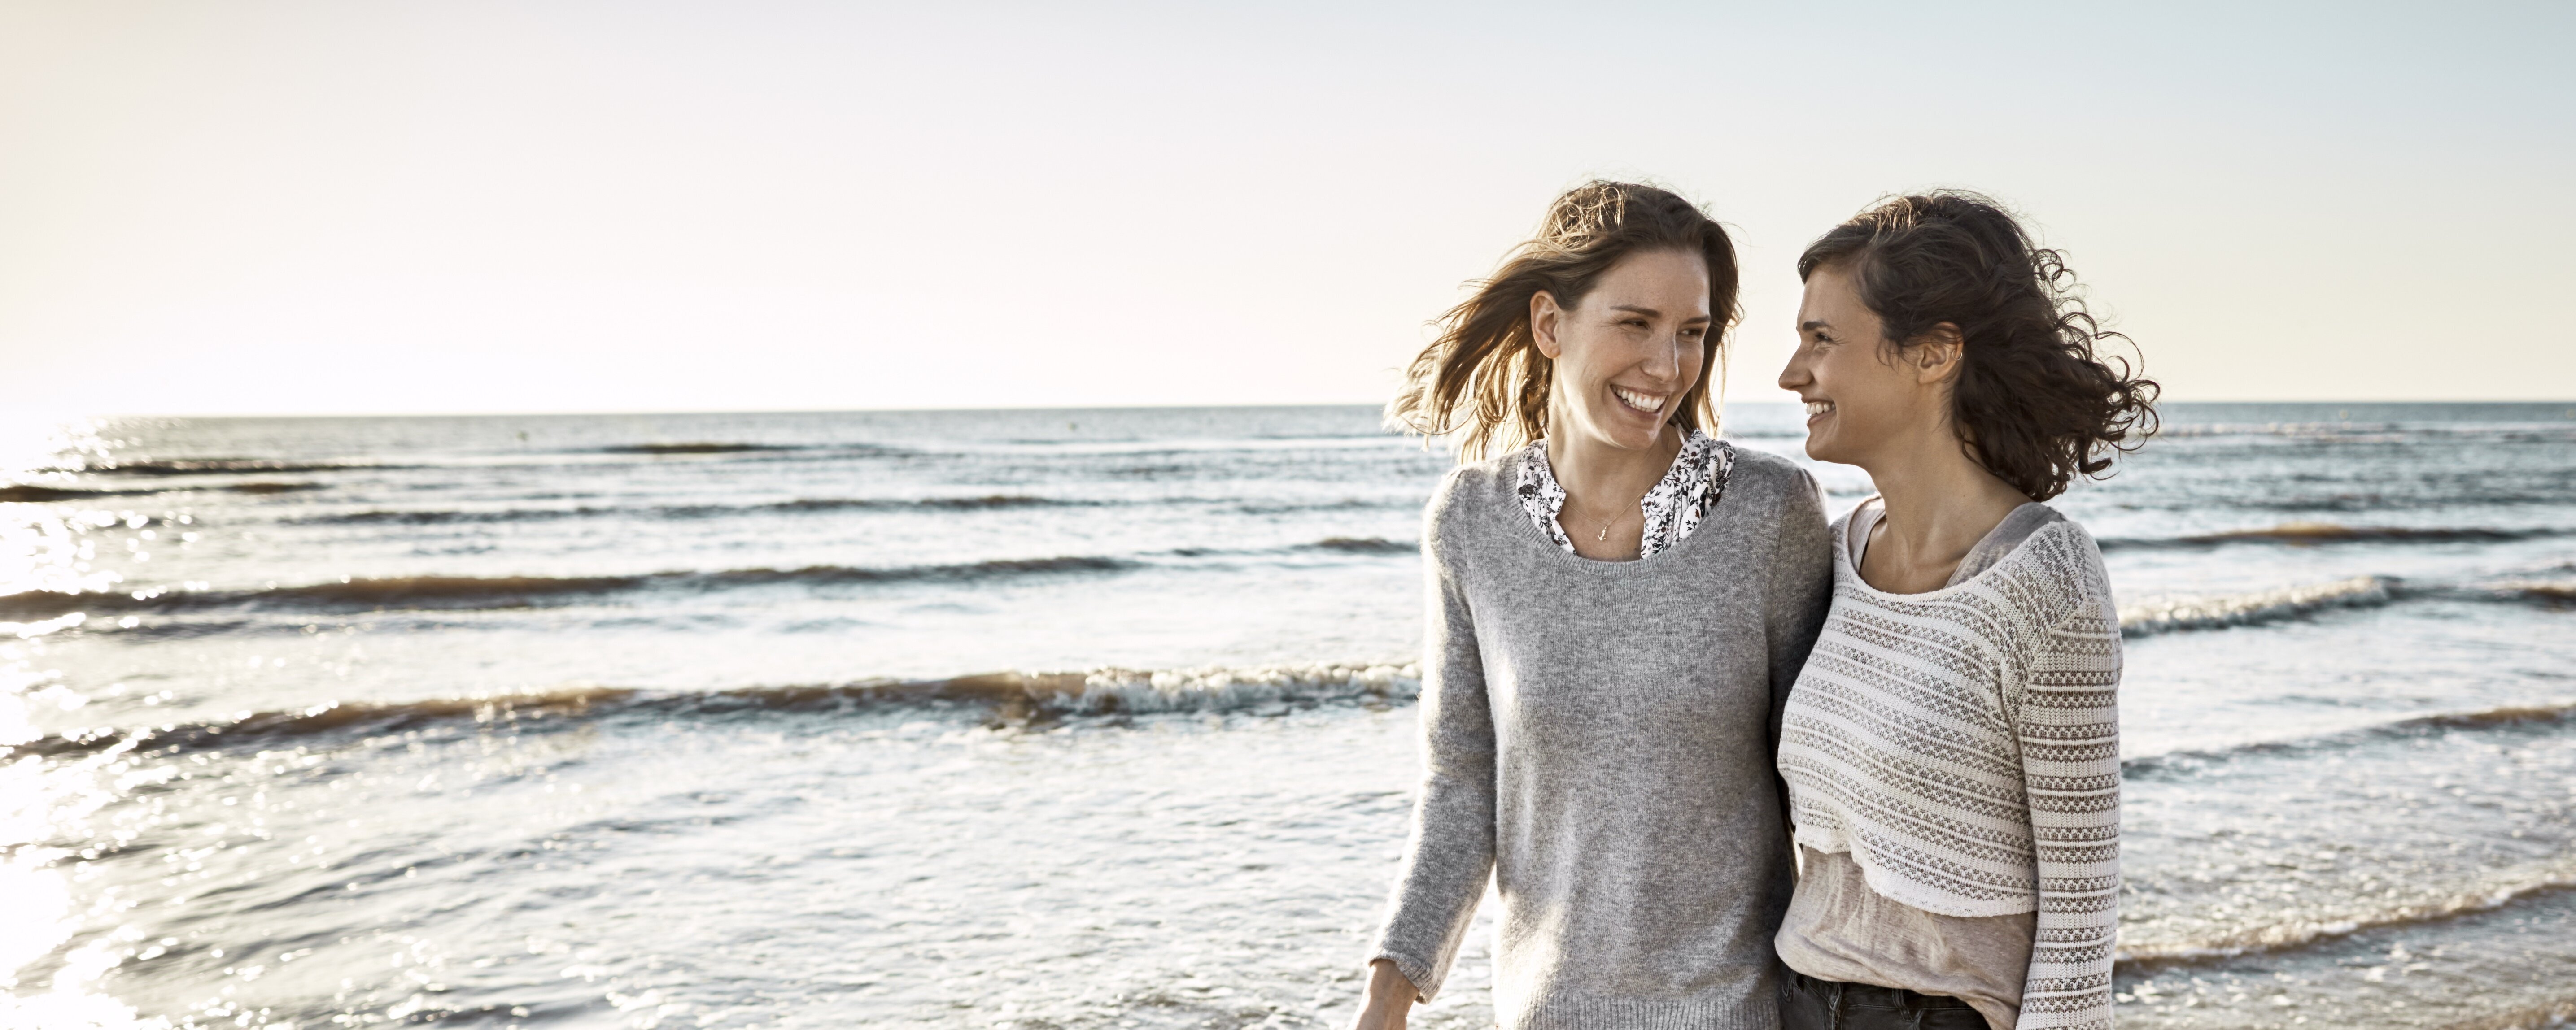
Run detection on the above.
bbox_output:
[1532,249,1712,453]
[1777,261,1950,467]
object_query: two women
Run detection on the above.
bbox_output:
[1357,185,2154,1030]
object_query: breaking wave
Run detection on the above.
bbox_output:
[2121,699,2576,778]
[1,481,321,502]
[2117,864,2576,969]
[598,443,802,454]
[0,484,157,502]
[1307,536,1417,554]
[10,661,1424,757]
[2118,576,2398,636]
[2115,573,2576,638]
[2104,522,2567,550]
[0,557,1144,618]
[61,459,406,476]
[290,495,1089,526]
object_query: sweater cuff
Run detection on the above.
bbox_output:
[1367,949,1443,1003]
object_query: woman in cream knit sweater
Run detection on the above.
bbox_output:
[1772,192,2159,1030]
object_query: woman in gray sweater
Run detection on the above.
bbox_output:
[1352,181,1836,1030]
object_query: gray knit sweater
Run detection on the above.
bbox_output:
[1370,447,1835,1030]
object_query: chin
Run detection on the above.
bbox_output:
[1802,430,1847,465]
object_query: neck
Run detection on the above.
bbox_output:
[1858,426,2029,569]
[1546,423,1683,516]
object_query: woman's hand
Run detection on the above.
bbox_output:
[1349,960,1417,1030]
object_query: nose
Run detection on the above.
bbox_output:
[1645,331,1681,382]
[1778,348,1811,392]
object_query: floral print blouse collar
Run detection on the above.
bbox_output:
[1513,428,1735,559]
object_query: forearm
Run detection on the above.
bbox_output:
[1351,960,1417,1030]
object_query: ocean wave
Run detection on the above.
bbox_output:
[0,484,154,503]
[597,443,803,455]
[2116,863,2576,969]
[10,661,1425,756]
[2115,572,2576,638]
[0,557,1144,617]
[2121,699,2576,777]
[2102,522,2567,550]
[1,481,320,502]
[590,441,911,459]
[1306,536,1417,554]
[2144,422,2407,440]
[2432,995,2576,1030]
[61,459,405,476]
[290,495,1089,526]
[2117,576,2397,636]
[2190,522,2562,545]
[2486,579,2576,604]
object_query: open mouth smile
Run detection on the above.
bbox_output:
[1613,387,1668,414]
[1804,400,1835,423]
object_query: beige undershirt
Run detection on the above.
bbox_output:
[1775,497,2060,1030]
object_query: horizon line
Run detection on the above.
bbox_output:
[20,398,2576,422]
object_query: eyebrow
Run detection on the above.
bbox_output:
[1799,319,1833,332]
[1609,304,1711,323]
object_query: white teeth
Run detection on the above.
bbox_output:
[1805,401,1834,417]
[1613,387,1666,413]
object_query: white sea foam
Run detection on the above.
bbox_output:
[2118,858,2576,965]
[2118,575,2396,637]
[1060,661,1421,715]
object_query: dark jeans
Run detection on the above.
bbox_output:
[1779,970,1990,1030]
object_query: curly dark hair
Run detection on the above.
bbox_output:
[1388,181,1740,460]
[1798,191,2159,500]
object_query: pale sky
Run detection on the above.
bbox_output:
[2,1,2571,417]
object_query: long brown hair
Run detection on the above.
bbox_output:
[1798,191,2159,500]
[1387,181,1741,461]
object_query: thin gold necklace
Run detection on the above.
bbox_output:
[1571,500,1631,542]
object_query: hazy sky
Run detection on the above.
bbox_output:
[3,1,2571,417]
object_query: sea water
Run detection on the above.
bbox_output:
[4,402,2572,1029]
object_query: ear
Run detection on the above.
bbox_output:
[1912,323,1966,386]
[1531,291,1565,360]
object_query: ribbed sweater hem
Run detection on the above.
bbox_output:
[1510,995,1781,1030]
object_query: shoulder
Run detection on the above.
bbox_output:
[1714,444,1822,514]
[1424,451,1518,550]
[1994,514,2116,626]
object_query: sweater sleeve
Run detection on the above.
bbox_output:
[1766,468,1836,763]
[1367,517,1496,1002]
[2012,595,2123,1030]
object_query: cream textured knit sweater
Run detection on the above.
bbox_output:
[1775,508,2123,1030]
